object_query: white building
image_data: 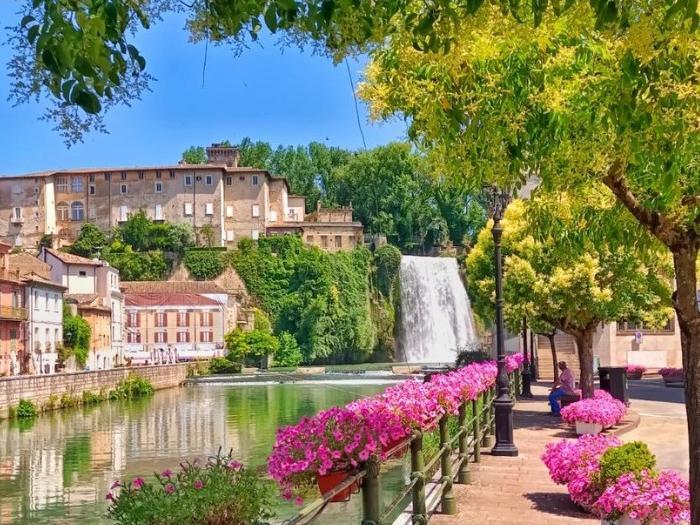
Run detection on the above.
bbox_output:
[39,248,123,370]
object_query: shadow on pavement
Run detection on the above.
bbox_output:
[524,492,592,519]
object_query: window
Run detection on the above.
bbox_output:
[177,311,189,327]
[104,172,111,181]
[127,332,141,344]
[239,176,245,181]
[12,207,22,221]
[306,235,314,244]
[252,205,260,218]
[184,175,193,187]
[33,291,39,310]
[89,174,95,182]
[205,175,213,185]
[226,205,234,218]
[154,204,163,221]
[127,311,140,327]
[200,331,213,343]
[138,171,144,180]
[335,235,342,248]
[177,331,190,343]
[270,210,278,222]
[156,171,162,179]
[169,170,176,179]
[155,182,163,193]
[200,311,213,327]
[617,318,675,334]
[71,202,85,221]
[226,230,235,242]
[120,184,128,194]
[155,311,167,327]
[78,270,87,277]
[251,229,260,240]
[88,205,97,219]
[184,202,193,216]
[56,176,68,192]
[71,176,83,193]
[252,175,259,186]
[121,172,127,181]
[55,328,59,344]
[46,293,51,311]
[51,205,63,224]
[89,184,96,195]
[205,202,214,215]
[119,205,129,222]
[54,295,60,312]
[226,176,232,186]
[321,235,328,248]
[155,331,167,343]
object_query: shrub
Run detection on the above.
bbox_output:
[184,249,225,280]
[63,306,91,368]
[373,244,402,297]
[275,332,303,367]
[107,450,275,525]
[104,250,171,281]
[15,399,38,418]
[659,367,684,379]
[625,364,647,375]
[560,391,626,427]
[209,358,242,375]
[111,374,154,399]
[595,441,657,489]
[225,328,279,362]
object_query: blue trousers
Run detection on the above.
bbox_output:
[548,388,566,414]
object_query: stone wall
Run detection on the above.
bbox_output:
[0,363,188,419]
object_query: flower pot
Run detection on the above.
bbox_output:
[316,472,358,503]
[575,421,603,435]
[383,438,409,459]
[627,372,643,380]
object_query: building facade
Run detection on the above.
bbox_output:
[0,245,26,377]
[0,145,363,252]
[122,281,228,364]
[39,248,123,370]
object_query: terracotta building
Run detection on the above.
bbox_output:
[122,281,228,364]
[0,145,363,252]
[0,244,26,376]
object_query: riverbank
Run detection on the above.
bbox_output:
[0,363,189,419]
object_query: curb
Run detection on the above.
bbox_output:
[604,409,641,436]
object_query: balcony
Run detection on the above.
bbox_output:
[0,305,27,321]
[10,215,23,225]
[286,212,301,222]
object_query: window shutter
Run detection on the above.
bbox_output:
[226,206,234,218]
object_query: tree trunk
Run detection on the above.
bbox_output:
[547,333,558,384]
[571,327,595,399]
[672,244,700,525]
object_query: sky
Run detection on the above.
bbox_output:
[0,5,406,176]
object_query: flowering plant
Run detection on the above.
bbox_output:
[560,391,626,427]
[107,450,273,525]
[506,353,525,372]
[626,364,647,375]
[659,368,684,379]
[541,434,621,507]
[593,469,690,524]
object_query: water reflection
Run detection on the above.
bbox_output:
[0,383,390,524]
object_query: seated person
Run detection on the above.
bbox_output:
[548,361,576,416]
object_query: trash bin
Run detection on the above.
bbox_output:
[598,366,629,405]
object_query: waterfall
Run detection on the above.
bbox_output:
[398,256,477,364]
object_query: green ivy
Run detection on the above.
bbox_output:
[62,306,90,368]
[184,249,225,280]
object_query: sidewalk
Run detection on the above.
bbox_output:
[432,385,597,525]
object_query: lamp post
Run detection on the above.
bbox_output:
[521,318,534,398]
[485,185,518,457]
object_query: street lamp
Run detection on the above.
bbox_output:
[484,185,519,457]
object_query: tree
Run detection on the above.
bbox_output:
[62,305,91,368]
[68,224,108,258]
[275,332,303,367]
[181,146,207,165]
[467,197,673,398]
[361,5,700,515]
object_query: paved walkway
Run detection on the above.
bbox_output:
[432,385,598,525]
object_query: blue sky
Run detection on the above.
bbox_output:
[0,6,406,175]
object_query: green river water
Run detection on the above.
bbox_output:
[0,381,410,525]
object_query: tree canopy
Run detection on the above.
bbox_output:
[467,196,673,397]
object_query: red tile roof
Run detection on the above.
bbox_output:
[43,248,103,266]
[125,293,223,307]
[121,281,227,294]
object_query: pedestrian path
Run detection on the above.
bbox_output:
[431,385,597,525]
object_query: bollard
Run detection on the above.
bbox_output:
[457,403,471,484]
[439,416,457,515]
[472,399,481,463]
[410,432,427,524]
[362,456,381,525]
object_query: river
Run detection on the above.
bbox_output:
[0,381,409,524]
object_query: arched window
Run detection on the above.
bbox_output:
[56,202,69,221]
[71,202,84,221]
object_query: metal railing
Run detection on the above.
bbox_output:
[283,372,521,525]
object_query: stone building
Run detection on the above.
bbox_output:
[122,281,228,364]
[39,248,123,370]
[0,244,26,376]
[0,145,363,252]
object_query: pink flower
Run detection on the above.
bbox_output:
[110,480,121,490]
[161,469,173,478]
[294,496,304,506]
[193,479,204,490]
[132,477,145,490]
[105,492,114,501]
[560,393,626,427]
[164,483,176,494]
[227,460,242,470]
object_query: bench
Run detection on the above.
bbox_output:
[559,393,581,407]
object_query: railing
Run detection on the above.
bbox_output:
[282,372,520,525]
[0,305,27,321]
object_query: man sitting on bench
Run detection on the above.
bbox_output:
[548,361,576,416]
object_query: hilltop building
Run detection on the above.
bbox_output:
[0,144,363,252]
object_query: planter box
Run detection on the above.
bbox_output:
[627,371,643,380]
[603,516,662,525]
[575,421,603,435]
[662,377,684,388]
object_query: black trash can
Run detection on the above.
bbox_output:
[598,366,629,405]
